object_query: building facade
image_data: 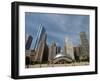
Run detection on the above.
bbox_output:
[25,35,33,50]
[63,37,75,60]
[74,46,80,61]
[48,41,57,63]
[34,25,48,63]
[79,32,89,61]
[56,46,61,54]
[33,24,46,51]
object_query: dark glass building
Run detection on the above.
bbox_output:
[25,35,33,50]
[34,25,48,62]
[34,24,46,51]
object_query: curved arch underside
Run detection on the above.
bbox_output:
[53,57,72,64]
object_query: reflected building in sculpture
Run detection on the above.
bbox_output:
[53,53,73,64]
[48,37,75,64]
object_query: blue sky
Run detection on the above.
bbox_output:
[25,12,89,49]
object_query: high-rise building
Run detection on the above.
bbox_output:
[25,35,33,50]
[34,38,48,62]
[33,24,46,51]
[48,41,57,63]
[79,32,89,61]
[56,46,61,54]
[63,37,75,60]
[80,32,89,46]
[41,42,49,62]
[74,46,80,61]
[34,25,48,63]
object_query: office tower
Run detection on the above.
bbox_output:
[56,46,61,54]
[25,35,33,50]
[48,41,57,63]
[42,42,49,62]
[74,46,80,61]
[63,37,75,60]
[34,26,48,63]
[79,32,89,61]
[33,24,46,51]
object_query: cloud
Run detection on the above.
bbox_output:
[25,12,89,49]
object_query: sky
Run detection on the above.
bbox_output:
[25,12,89,50]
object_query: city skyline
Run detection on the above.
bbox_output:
[25,12,89,50]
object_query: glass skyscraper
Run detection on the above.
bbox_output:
[25,35,33,50]
[33,24,46,51]
[34,24,48,62]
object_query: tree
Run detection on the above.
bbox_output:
[25,56,30,68]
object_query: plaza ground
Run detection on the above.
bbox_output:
[25,62,89,68]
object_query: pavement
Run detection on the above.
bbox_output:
[25,62,89,68]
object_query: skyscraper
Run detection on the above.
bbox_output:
[79,32,89,61]
[74,46,80,61]
[80,32,89,46]
[34,25,48,63]
[34,38,48,62]
[56,46,61,54]
[41,41,48,62]
[48,41,57,63]
[63,37,75,60]
[33,24,46,51]
[25,35,33,50]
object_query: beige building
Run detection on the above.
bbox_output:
[34,40,45,62]
[48,41,57,63]
[63,37,75,60]
[79,32,89,61]
[30,51,36,62]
